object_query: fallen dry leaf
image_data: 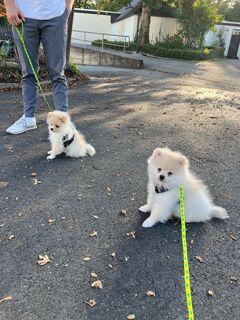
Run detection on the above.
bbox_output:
[230,276,238,282]
[91,280,103,289]
[146,291,156,297]
[108,263,113,269]
[107,187,111,192]
[111,252,116,258]
[195,256,204,263]
[207,290,214,296]
[0,295,12,304]
[0,223,4,228]
[230,235,236,241]
[127,314,136,320]
[89,231,97,237]
[17,212,24,217]
[92,215,99,219]
[120,209,127,216]
[0,181,8,188]
[30,172,37,176]
[84,299,96,307]
[91,272,98,278]
[83,256,91,261]
[37,254,51,266]
[127,231,136,239]
[32,179,42,185]
[48,219,55,225]
[8,235,15,240]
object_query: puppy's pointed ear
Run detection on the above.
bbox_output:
[178,155,189,167]
[59,113,70,123]
[152,148,162,158]
[59,114,67,123]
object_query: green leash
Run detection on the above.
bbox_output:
[179,187,194,320]
[15,23,52,111]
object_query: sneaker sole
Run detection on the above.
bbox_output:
[6,125,37,135]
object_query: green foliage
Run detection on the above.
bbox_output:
[0,64,21,83]
[94,0,130,11]
[178,0,222,48]
[226,1,240,22]
[75,0,130,11]
[0,16,7,26]
[92,39,135,50]
[159,34,189,49]
[91,36,224,60]
[142,43,218,60]
[74,0,95,9]
[217,0,232,18]
[65,62,81,76]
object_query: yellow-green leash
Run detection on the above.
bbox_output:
[15,23,52,111]
[179,187,194,320]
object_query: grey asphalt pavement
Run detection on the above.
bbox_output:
[0,58,240,320]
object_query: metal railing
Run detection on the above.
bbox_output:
[71,30,130,52]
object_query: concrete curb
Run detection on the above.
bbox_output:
[71,46,144,69]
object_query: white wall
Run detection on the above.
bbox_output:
[72,11,177,46]
[72,11,115,46]
[112,16,138,41]
[205,22,240,58]
[72,12,240,58]
[149,17,178,44]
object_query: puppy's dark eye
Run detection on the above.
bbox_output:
[168,172,173,176]
[56,125,59,128]
[158,168,162,172]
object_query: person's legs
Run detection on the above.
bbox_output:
[13,20,41,117]
[40,8,68,112]
[7,20,40,134]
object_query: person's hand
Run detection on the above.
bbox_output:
[5,2,25,26]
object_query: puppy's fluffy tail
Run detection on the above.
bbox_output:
[86,144,96,157]
[210,206,229,220]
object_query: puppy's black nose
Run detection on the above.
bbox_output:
[160,175,165,181]
[50,128,53,131]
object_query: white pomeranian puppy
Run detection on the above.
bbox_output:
[139,147,229,228]
[47,111,96,160]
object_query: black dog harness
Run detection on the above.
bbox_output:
[63,134,75,148]
[155,185,169,194]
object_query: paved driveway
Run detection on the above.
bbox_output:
[0,57,239,320]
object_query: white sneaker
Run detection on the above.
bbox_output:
[6,115,37,134]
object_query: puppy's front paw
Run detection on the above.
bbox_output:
[47,150,52,155]
[139,204,151,213]
[142,217,156,228]
[47,154,55,160]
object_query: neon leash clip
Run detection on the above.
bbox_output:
[15,22,53,112]
[179,186,194,320]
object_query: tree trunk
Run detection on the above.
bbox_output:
[139,3,151,47]
[66,6,75,65]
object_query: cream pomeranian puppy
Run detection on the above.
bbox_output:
[139,147,229,228]
[47,111,96,160]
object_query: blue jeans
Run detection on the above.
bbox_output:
[12,8,69,117]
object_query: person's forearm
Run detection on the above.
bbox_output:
[66,0,75,11]
[4,0,15,9]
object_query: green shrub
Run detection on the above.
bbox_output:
[0,64,22,83]
[65,62,81,76]
[142,44,216,60]
[0,17,8,26]
[159,34,189,50]
[92,39,135,51]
